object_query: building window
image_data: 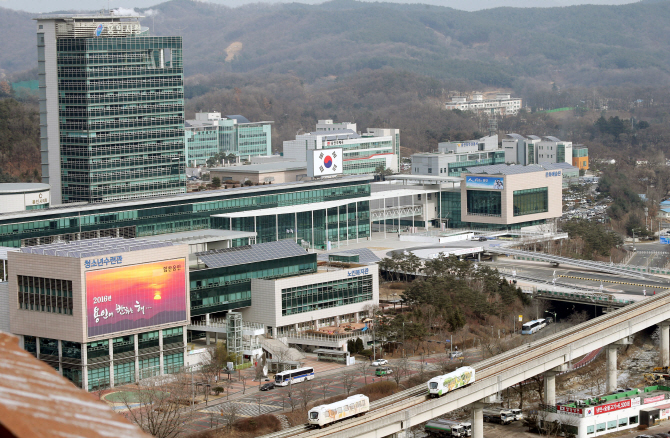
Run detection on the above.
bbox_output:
[513,188,548,216]
[114,361,135,385]
[586,425,594,434]
[618,418,628,427]
[466,190,501,217]
[428,168,432,174]
[629,416,638,424]
[607,420,617,430]
[596,423,606,432]
[164,352,184,374]
[88,367,110,391]
[281,275,374,316]
[17,275,73,315]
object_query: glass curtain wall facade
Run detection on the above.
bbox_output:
[56,36,185,203]
[0,180,371,247]
[446,151,505,176]
[190,253,317,315]
[235,122,271,158]
[281,275,373,316]
[466,190,502,217]
[513,188,548,216]
[185,125,218,166]
[212,201,370,250]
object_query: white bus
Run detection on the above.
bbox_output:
[274,367,315,386]
[521,318,547,335]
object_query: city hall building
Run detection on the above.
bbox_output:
[35,14,185,204]
[7,238,189,390]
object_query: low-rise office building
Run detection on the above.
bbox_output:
[209,161,307,185]
[0,183,51,213]
[7,238,190,390]
[243,264,378,338]
[446,93,522,116]
[412,135,503,177]
[573,146,589,170]
[504,134,573,166]
[544,386,670,437]
[184,112,273,165]
[459,164,563,228]
[283,120,400,175]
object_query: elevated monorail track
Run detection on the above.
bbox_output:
[260,290,670,438]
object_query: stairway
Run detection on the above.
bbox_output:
[258,335,305,362]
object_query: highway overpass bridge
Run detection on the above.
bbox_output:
[487,247,665,281]
[261,290,670,438]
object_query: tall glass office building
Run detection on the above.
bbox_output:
[35,14,185,204]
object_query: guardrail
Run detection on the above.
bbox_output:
[535,289,634,306]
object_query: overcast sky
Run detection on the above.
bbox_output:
[0,0,641,14]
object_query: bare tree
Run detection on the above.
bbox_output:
[317,379,332,400]
[358,362,370,385]
[436,355,454,374]
[240,375,247,394]
[274,346,293,370]
[342,371,357,395]
[298,380,316,411]
[220,402,240,432]
[120,373,195,438]
[287,392,300,412]
[391,357,410,388]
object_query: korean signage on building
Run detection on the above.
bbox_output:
[347,267,370,277]
[465,176,504,190]
[24,191,49,207]
[545,170,562,177]
[644,395,666,404]
[85,259,187,337]
[592,398,639,416]
[307,147,343,178]
[558,406,582,415]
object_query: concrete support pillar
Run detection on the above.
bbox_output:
[206,332,210,346]
[543,364,567,406]
[544,372,556,406]
[81,341,88,391]
[57,340,63,376]
[471,401,485,438]
[606,344,618,393]
[661,321,670,368]
[134,334,139,383]
[159,329,164,376]
[109,339,114,388]
[294,323,299,333]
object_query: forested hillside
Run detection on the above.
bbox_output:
[4,0,670,87]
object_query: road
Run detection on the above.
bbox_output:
[626,242,670,269]
[487,259,670,296]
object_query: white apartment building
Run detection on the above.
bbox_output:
[283,120,400,175]
[446,93,522,116]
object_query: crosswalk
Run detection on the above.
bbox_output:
[199,400,281,417]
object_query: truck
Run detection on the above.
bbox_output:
[483,409,513,425]
[424,419,467,437]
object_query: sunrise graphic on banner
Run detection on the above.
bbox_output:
[85,259,187,337]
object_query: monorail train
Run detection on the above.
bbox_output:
[427,366,476,398]
[308,394,369,428]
